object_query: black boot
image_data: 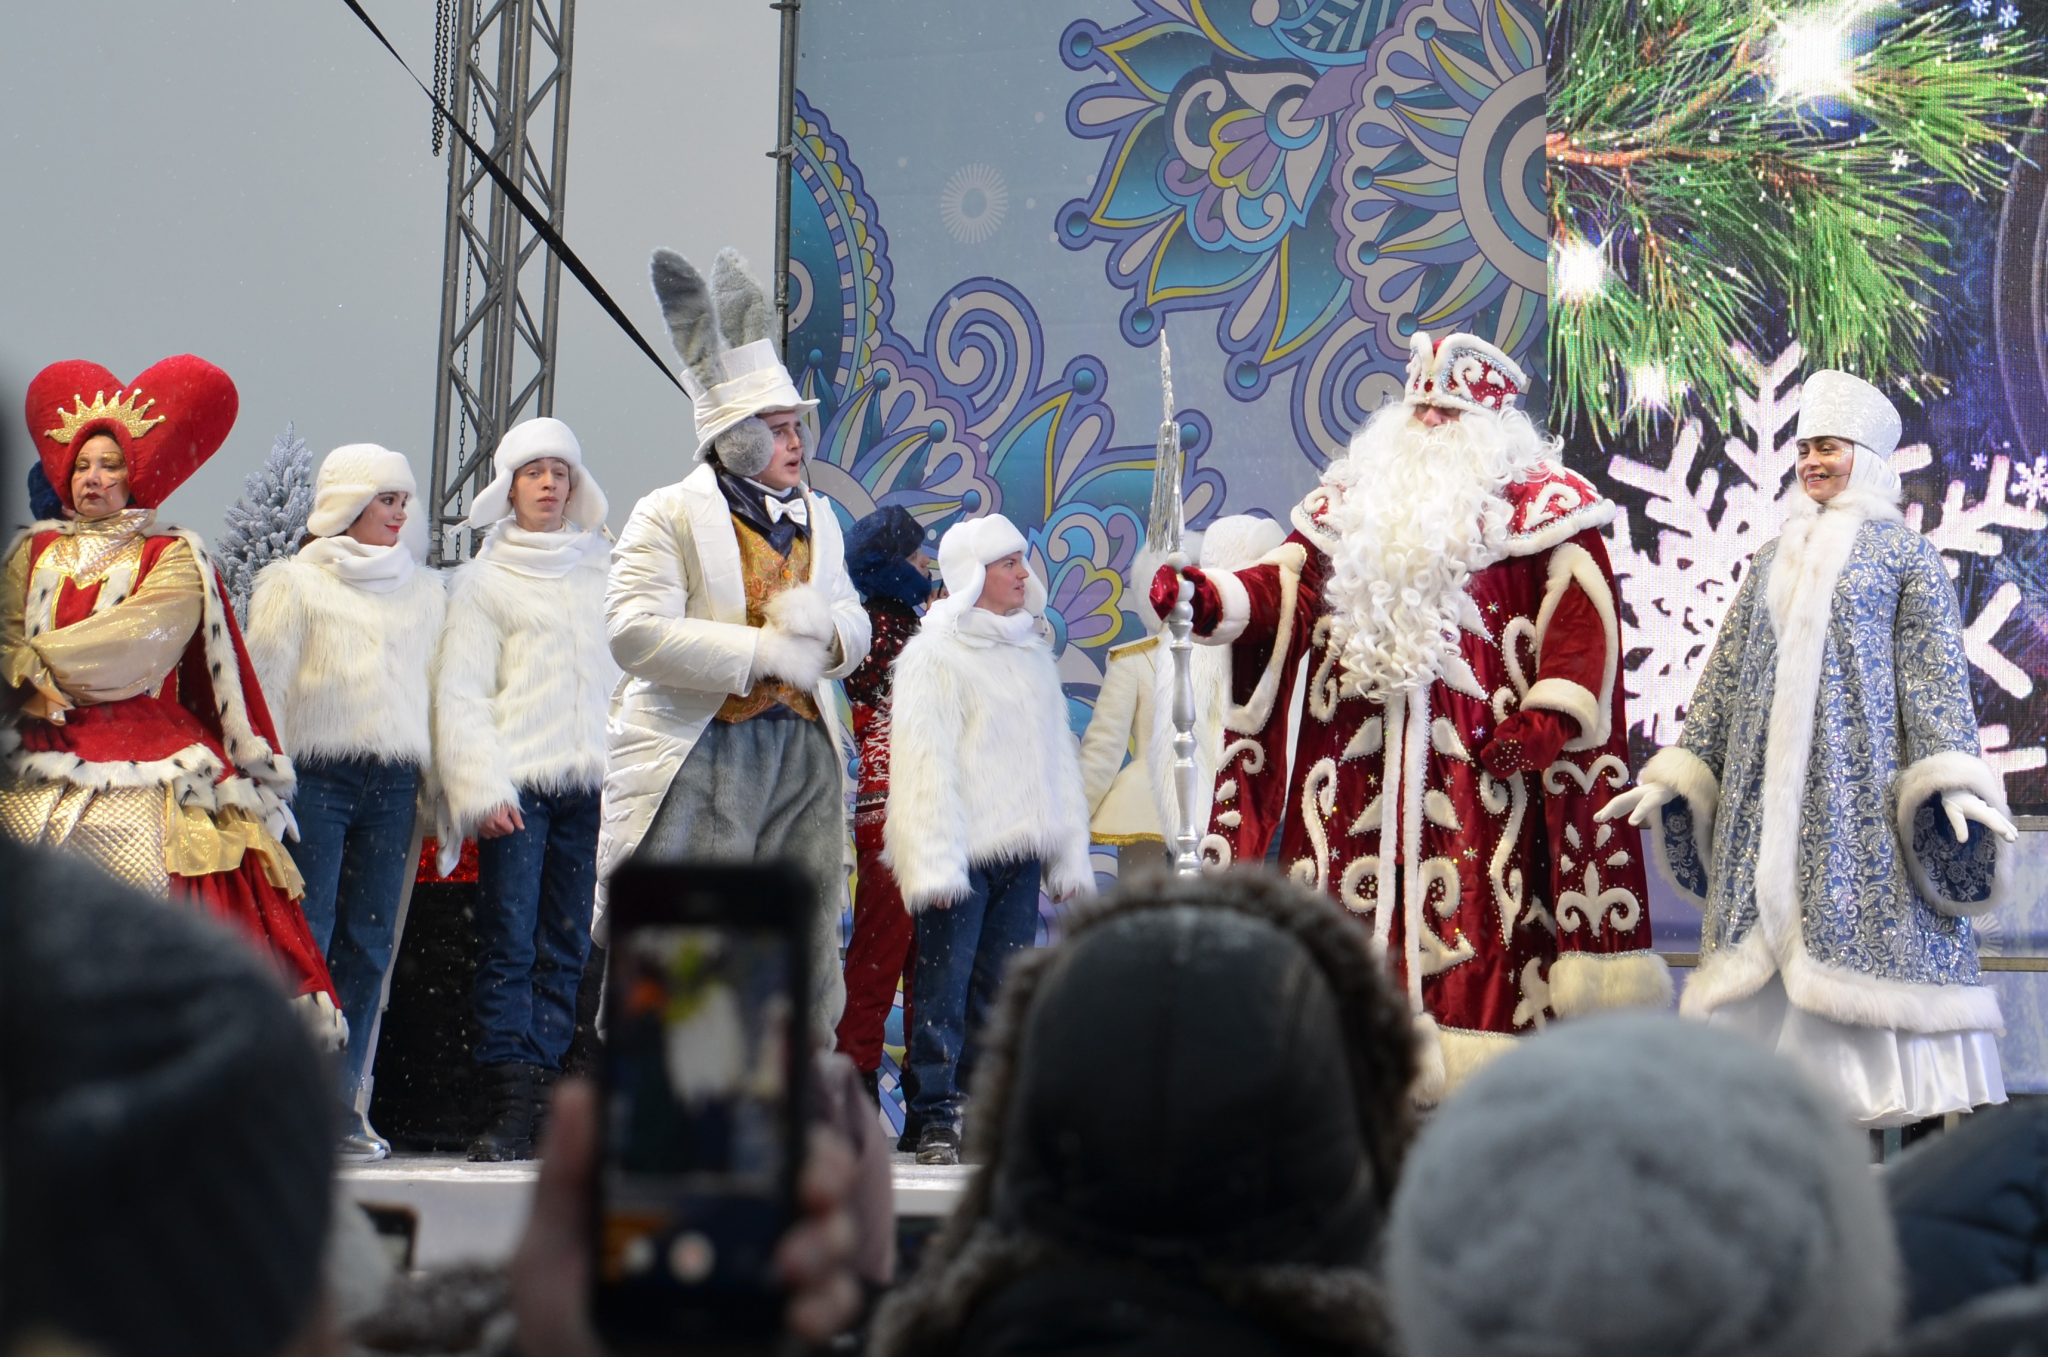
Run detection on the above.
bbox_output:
[529,1066,560,1147]
[857,1066,880,1106]
[468,1063,538,1162]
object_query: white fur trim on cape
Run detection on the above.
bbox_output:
[1893,748,2015,917]
[1681,930,2005,1035]
[1290,467,1616,560]
[1527,539,1618,749]
[1547,950,1676,1017]
[1410,1016,1519,1106]
[1640,744,1719,911]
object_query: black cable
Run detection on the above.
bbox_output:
[338,0,687,396]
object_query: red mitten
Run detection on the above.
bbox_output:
[1148,564,1222,634]
[1477,709,1574,778]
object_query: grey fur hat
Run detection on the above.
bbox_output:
[649,247,815,476]
[871,868,1416,1354]
[1384,1012,1903,1355]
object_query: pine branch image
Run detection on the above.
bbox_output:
[1548,0,2044,442]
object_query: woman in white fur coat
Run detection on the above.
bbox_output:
[1605,370,2017,1130]
[1077,514,1286,866]
[886,514,1093,1164]
[246,443,446,1161]
[433,417,614,1161]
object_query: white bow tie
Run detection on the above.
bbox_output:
[763,494,809,529]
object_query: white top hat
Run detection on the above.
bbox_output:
[683,338,819,459]
[1795,370,1902,458]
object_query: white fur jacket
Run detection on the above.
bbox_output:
[246,557,446,766]
[884,608,1094,912]
[433,545,616,833]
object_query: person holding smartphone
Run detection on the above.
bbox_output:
[884,514,1094,1165]
[433,416,615,1161]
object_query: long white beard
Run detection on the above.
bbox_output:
[1320,404,1547,702]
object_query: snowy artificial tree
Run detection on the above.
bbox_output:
[218,422,315,625]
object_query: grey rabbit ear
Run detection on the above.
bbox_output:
[650,248,725,391]
[710,248,774,349]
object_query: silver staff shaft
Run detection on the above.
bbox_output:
[1166,543,1202,874]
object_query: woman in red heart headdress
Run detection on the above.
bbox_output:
[1,356,345,1045]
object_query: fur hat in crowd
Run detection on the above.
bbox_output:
[0,840,335,1354]
[464,416,609,530]
[306,442,417,538]
[1383,1012,1903,1355]
[871,868,1415,1354]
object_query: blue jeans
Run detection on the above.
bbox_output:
[473,785,599,1068]
[906,857,1043,1128]
[291,755,421,1097]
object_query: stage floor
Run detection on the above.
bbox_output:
[342,1153,971,1269]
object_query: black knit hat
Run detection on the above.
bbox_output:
[0,840,335,1353]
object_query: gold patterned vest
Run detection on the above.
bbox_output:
[715,517,822,723]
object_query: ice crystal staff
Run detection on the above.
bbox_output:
[1147,328,1202,874]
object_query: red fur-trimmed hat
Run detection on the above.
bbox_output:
[1403,331,1525,415]
[26,355,239,510]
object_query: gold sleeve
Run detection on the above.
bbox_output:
[0,537,67,714]
[31,541,205,704]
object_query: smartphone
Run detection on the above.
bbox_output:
[593,860,812,1351]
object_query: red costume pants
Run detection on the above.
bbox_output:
[835,821,914,1072]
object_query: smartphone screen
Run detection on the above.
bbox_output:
[595,863,810,1348]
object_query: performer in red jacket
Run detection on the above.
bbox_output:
[1154,332,1670,1097]
[1,356,343,1043]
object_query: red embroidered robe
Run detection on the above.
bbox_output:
[1198,466,1669,1091]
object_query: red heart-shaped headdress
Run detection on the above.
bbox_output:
[26,355,239,510]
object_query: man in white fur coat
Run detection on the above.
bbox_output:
[1605,370,2017,1129]
[599,250,869,1038]
[1152,332,1672,1098]
[434,416,615,1160]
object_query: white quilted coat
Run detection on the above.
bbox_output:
[596,462,869,892]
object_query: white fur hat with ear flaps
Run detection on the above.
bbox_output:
[650,247,817,474]
[926,513,1046,630]
[464,416,609,530]
[307,443,417,538]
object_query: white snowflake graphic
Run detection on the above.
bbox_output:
[1983,31,2001,51]
[1890,148,1910,172]
[1999,2,2019,27]
[1971,0,1992,17]
[1972,452,1989,470]
[1607,341,2047,767]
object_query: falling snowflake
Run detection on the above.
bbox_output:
[1973,452,1990,470]
[2012,454,2048,509]
[1890,148,1910,171]
[2000,2,2019,27]
[1608,342,2048,769]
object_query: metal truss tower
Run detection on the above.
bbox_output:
[425,0,576,565]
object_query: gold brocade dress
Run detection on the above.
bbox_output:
[1,511,343,1028]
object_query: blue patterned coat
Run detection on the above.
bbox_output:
[1639,490,2008,1035]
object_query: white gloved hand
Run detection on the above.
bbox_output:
[752,625,833,691]
[1942,791,2019,844]
[1595,782,1676,827]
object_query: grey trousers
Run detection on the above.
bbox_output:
[640,713,848,1039]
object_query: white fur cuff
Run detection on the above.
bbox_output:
[1205,568,1252,645]
[1521,677,1598,742]
[1548,950,1676,1018]
[1894,748,2013,917]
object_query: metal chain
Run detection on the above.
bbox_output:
[430,0,453,155]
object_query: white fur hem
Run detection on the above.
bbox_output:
[1220,542,1307,737]
[1411,1014,1522,1105]
[1548,950,1676,1016]
[1639,745,1718,909]
[1681,931,2006,1035]
[1893,749,2015,917]
[1207,568,1252,645]
[1521,677,1599,741]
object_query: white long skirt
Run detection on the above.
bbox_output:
[1709,976,2007,1128]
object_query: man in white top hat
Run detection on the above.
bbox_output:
[1152,332,1672,1099]
[598,249,870,1039]
[1606,368,2016,1133]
